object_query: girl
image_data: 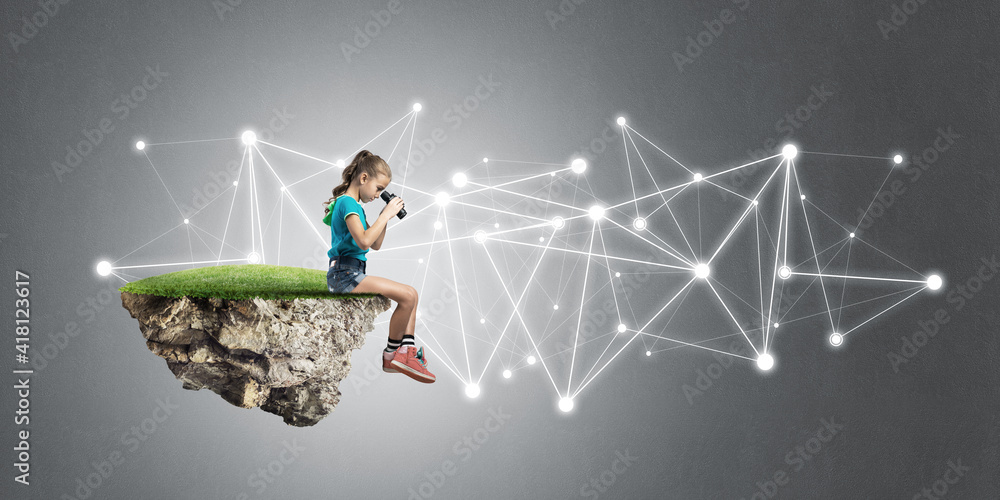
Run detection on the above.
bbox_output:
[321,149,436,384]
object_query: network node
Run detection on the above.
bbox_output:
[615,272,621,277]
[571,158,587,174]
[829,332,844,347]
[279,185,286,191]
[135,141,146,151]
[415,310,422,319]
[558,397,574,412]
[800,194,806,200]
[433,221,443,230]
[435,191,450,207]
[693,172,703,182]
[336,159,345,168]
[756,353,774,371]
[552,304,559,310]
[927,274,943,291]
[412,103,422,112]
[752,199,759,206]
[778,266,791,280]
[694,263,710,279]
[494,222,499,229]
[241,131,257,146]
[773,322,779,329]
[617,323,627,333]
[483,157,489,164]
[551,216,565,229]
[233,181,238,186]
[418,258,424,264]
[96,261,112,277]
[452,172,468,188]
[538,236,544,242]
[893,154,903,165]
[588,205,605,221]
[480,318,486,324]
[616,116,626,126]
[633,217,646,231]
[183,219,189,224]
[502,369,512,379]
[247,252,261,264]
[465,383,481,399]
[782,144,798,160]
[527,355,537,365]
[645,350,651,356]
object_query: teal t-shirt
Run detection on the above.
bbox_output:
[322,195,369,261]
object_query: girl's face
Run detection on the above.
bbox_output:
[359,172,391,203]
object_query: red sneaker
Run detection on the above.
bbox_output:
[382,350,399,373]
[390,346,436,383]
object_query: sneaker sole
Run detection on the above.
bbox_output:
[390,360,436,383]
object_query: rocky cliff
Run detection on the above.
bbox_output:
[120,291,391,426]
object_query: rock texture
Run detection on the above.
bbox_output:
[120,291,391,426]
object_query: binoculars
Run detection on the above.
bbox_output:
[380,191,407,219]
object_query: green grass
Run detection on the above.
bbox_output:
[118,264,380,300]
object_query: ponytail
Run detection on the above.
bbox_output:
[322,149,392,216]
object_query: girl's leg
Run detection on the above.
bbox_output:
[350,275,418,341]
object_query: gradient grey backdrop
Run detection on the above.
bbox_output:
[3,0,999,498]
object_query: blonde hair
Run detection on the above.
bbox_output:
[322,150,392,216]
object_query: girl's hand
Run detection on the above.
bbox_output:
[382,197,404,218]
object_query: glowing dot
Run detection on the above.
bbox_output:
[280,185,286,191]
[616,116,626,126]
[480,318,486,324]
[135,141,146,151]
[800,194,806,200]
[494,223,499,229]
[645,350,651,356]
[693,172,703,182]
[553,304,559,310]
[571,158,587,173]
[778,266,791,279]
[183,219,189,224]
[416,310,422,318]
[615,272,621,277]
[782,144,797,160]
[551,216,565,229]
[465,384,480,398]
[694,263,710,279]
[336,159,345,168]
[752,199,759,205]
[247,252,260,264]
[433,221,442,230]
[633,217,646,231]
[96,261,112,276]
[233,181,238,186]
[435,192,450,206]
[483,157,489,163]
[418,258,424,264]
[538,236,544,242]
[830,332,844,346]
[773,322,780,329]
[893,154,903,164]
[527,355,537,365]
[241,131,257,145]
[756,353,774,371]
[558,397,574,412]
[452,172,468,187]
[927,275,943,290]
[474,230,487,243]
[588,205,605,221]
[503,369,512,379]
[412,103,422,112]
[617,324,627,333]
[850,232,856,238]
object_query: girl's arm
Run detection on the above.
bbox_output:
[371,222,387,250]
[345,212,389,251]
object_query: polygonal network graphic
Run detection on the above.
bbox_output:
[97,104,943,413]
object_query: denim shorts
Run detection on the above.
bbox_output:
[327,258,367,294]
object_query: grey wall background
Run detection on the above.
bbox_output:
[2,0,999,498]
